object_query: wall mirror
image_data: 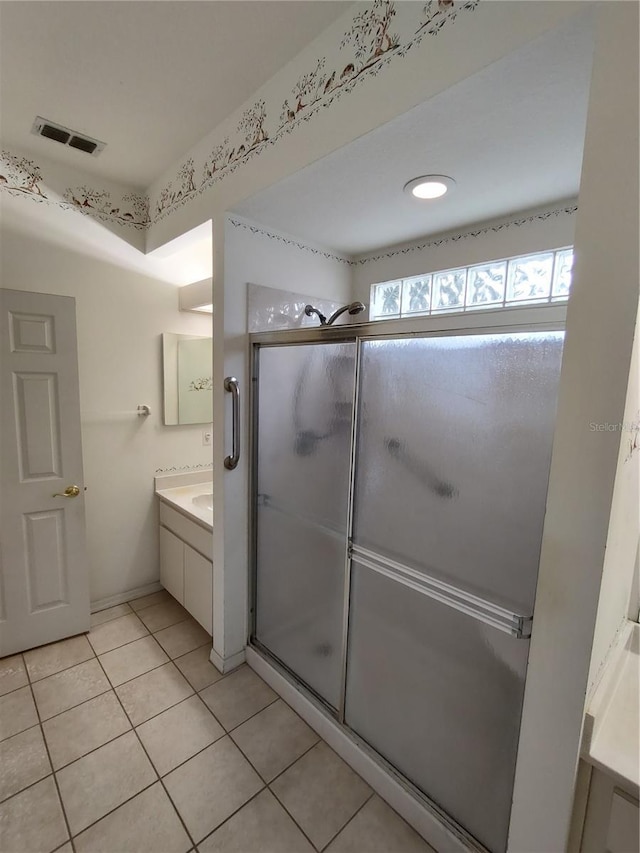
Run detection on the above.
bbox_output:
[162,332,213,425]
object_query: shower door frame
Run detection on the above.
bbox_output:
[247,303,567,847]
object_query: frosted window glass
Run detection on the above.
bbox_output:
[506,253,554,301]
[401,275,432,315]
[466,262,507,307]
[371,281,401,319]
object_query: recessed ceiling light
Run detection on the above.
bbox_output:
[404,175,456,200]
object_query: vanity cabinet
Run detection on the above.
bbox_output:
[159,503,213,635]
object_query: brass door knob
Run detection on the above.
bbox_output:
[52,485,81,498]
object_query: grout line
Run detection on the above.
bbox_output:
[98,636,173,690]
[91,654,198,850]
[194,786,268,848]
[67,776,159,843]
[35,681,113,726]
[24,641,97,685]
[219,695,280,736]
[23,656,76,853]
[317,791,374,851]
[89,602,133,625]
[267,780,325,852]
[126,592,174,613]
[262,736,320,787]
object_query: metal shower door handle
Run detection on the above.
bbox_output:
[224,377,240,470]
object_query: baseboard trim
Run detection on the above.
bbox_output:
[209,646,246,674]
[246,645,477,853]
[90,581,163,613]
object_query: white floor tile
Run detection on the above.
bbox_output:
[164,736,263,843]
[99,635,168,686]
[73,782,191,853]
[136,695,224,776]
[0,776,68,853]
[42,690,131,770]
[24,635,94,682]
[56,731,156,836]
[32,659,110,722]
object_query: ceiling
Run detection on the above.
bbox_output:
[233,10,596,256]
[0,1,349,190]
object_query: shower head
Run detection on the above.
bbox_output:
[304,304,327,325]
[326,301,367,326]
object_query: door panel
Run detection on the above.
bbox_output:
[352,332,564,614]
[0,289,89,656]
[184,544,213,635]
[160,526,184,604]
[24,509,69,611]
[345,561,529,853]
[14,372,63,479]
[254,342,356,710]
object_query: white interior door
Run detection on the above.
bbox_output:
[0,288,90,656]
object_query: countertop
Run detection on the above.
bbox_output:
[155,473,213,530]
[583,621,639,797]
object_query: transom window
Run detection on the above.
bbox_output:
[369,247,573,321]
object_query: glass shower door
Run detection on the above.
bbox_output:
[345,331,564,853]
[254,342,356,710]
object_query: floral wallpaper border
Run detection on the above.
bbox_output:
[355,204,579,265]
[228,217,352,265]
[1,2,480,233]
[155,463,213,474]
[0,150,149,230]
[230,205,578,267]
[150,0,480,226]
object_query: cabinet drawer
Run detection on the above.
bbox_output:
[159,502,212,560]
[160,526,184,604]
[184,545,213,635]
[607,791,639,853]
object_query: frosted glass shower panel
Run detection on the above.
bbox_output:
[345,561,529,853]
[254,343,356,709]
[352,332,564,613]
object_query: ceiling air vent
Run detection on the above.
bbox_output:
[31,117,106,157]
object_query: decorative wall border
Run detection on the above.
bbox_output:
[150,0,480,226]
[355,204,579,265]
[228,217,352,265]
[1,2,479,234]
[0,149,149,230]
[231,205,578,269]
[154,463,213,474]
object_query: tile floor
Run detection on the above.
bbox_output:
[0,589,435,853]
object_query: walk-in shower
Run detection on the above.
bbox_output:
[249,309,565,853]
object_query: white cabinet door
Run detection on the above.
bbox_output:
[0,289,90,656]
[184,544,212,635]
[160,526,184,604]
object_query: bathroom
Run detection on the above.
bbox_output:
[0,2,638,853]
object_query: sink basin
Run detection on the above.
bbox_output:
[192,493,213,511]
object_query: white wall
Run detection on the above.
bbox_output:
[509,4,639,849]
[587,310,639,693]
[0,200,212,606]
[352,201,577,309]
[210,215,351,667]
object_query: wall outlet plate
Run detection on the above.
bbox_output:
[202,428,212,446]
